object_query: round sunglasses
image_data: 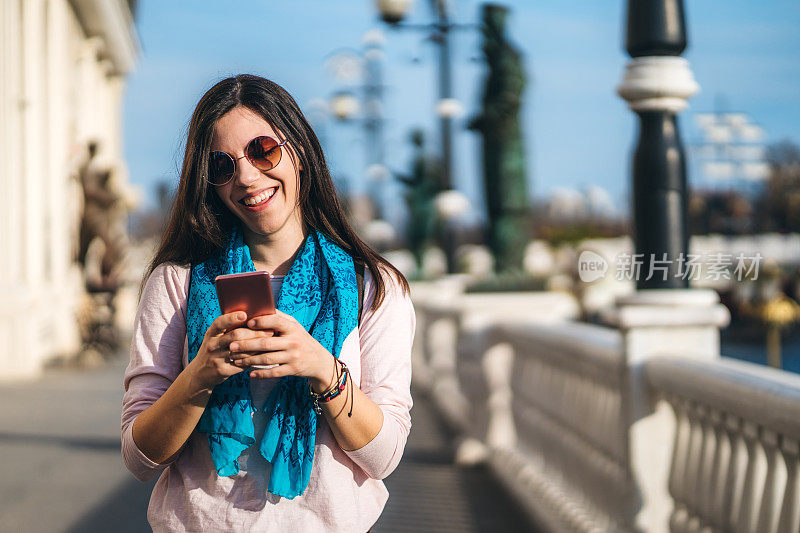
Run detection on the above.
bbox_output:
[206,136,289,186]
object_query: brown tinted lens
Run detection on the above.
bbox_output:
[208,151,235,185]
[246,136,281,171]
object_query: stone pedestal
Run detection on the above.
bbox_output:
[602,288,730,532]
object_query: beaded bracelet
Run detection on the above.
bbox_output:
[310,360,350,415]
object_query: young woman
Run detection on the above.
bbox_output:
[121,74,415,532]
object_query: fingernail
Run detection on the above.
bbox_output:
[236,312,246,320]
[248,319,256,327]
[230,343,238,351]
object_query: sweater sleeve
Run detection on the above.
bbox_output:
[342,267,415,480]
[120,263,190,482]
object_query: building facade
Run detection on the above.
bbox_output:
[0,0,138,378]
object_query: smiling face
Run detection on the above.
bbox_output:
[210,106,305,244]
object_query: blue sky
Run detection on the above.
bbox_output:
[124,0,800,225]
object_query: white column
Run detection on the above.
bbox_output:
[47,0,66,284]
[0,0,50,377]
[47,0,82,359]
[2,0,24,285]
[0,0,25,378]
[21,0,47,287]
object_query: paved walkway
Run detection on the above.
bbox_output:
[374,389,538,532]
[0,354,537,532]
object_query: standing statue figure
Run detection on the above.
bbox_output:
[396,129,447,273]
[76,140,130,357]
[468,3,531,273]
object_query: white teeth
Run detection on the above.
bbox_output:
[243,188,276,206]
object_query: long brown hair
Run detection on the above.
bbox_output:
[142,74,409,310]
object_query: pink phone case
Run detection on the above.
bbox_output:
[214,271,278,370]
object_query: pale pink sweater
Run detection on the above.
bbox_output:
[121,262,415,532]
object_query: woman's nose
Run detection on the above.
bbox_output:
[233,156,261,187]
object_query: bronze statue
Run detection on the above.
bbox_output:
[396,129,447,272]
[468,3,531,273]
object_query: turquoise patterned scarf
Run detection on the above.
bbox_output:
[186,223,359,499]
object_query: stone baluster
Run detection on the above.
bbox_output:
[693,405,714,531]
[735,420,761,532]
[410,306,433,390]
[427,312,469,431]
[757,428,781,532]
[483,341,516,450]
[777,437,800,533]
[722,414,743,531]
[667,397,690,532]
[707,408,729,528]
[683,402,705,532]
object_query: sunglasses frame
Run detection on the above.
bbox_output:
[205,135,290,186]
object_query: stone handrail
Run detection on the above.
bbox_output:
[646,356,800,533]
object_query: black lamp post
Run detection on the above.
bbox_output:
[376,0,478,274]
[617,0,699,289]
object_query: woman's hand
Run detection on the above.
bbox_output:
[188,311,275,391]
[227,310,335,391]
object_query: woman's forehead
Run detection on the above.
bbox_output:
[210,107,281,150]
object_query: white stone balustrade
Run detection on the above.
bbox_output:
[411,280,800,532]
[646,357,800,533]
[490,320,631,532]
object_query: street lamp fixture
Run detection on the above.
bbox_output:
[329,91,360,121]
[366,163,391,183]
[435,189,470,220]
[434,189,470,274]
[364,218,397,250]
[376,0,413,25]
[436,97,464,118]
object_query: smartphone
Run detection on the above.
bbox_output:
[214,271,278,370]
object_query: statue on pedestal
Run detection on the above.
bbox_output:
[75,140,130,358]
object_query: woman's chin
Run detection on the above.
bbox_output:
[233,204,303,241]
[242,221,282,237]
[240,216,296,239]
